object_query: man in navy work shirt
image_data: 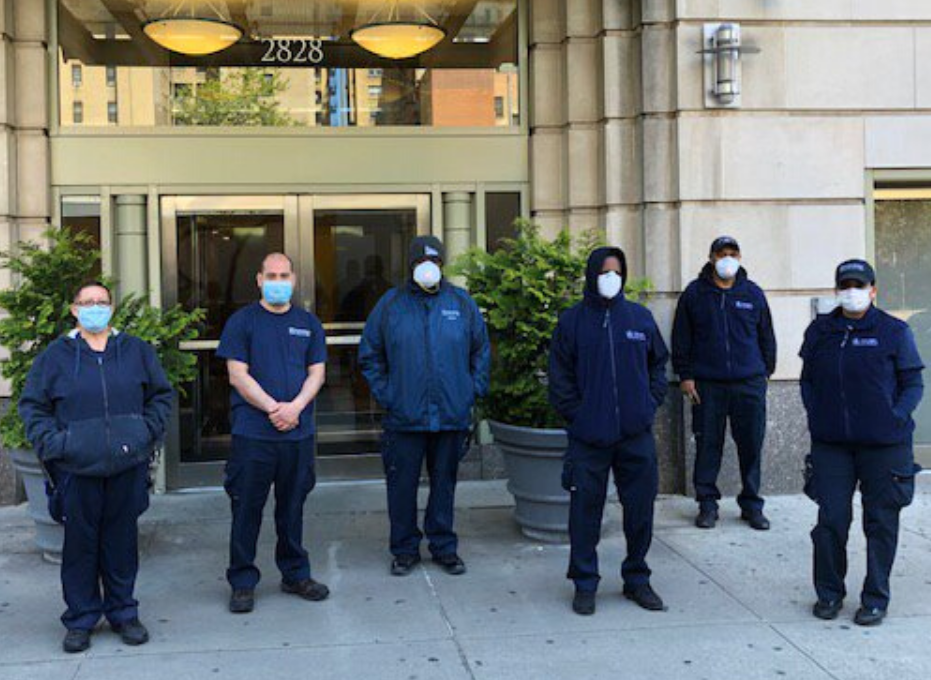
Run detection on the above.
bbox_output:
[549,247,669,616]
[217,253,329,614]
[359,236,491,578]
[800,259,924,627]
[672,236,777,531]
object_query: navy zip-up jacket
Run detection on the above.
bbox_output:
[358,280,491,432]
[548,247,669,448]
[672,263,777,382]
[19,330,174,477]
[799,305,924,446]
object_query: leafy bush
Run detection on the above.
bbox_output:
[454,220,653,429]
[0,228,204,449]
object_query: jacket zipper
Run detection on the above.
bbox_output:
[97,355,113,474]
[720,292,732,376]
[604,309,622,438]
[422,298,436,429]
[839,327,852,440]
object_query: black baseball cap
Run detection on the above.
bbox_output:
[710,236,740,255]
[835,259,875,287]
[408,235,445,268]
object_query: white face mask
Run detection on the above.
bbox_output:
[715,256,740,280]
[597,271,623,300]
[837,287,872,314]
[413,261,442,291]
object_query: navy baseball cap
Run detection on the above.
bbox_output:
[710,236,740,255]
[835,259,875,287]
[409,235,445,267]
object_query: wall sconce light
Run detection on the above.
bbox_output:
[698,23,760,108]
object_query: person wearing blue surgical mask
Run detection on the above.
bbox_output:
[19,282,173,653]
[216,253,329,614]
[671,236,777,532]
[799,259,924,627]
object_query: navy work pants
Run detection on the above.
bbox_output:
[224,435,317,591]
[564,430,658,593]
[692,376,767,513]
[60,462,150,631]
[382,430,467,558]
[807,440,918,610]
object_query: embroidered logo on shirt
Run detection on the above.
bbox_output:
[851,337,879,347]
[735,301,754,310]
[626,330,647,342]
[289,327,312,338]
[441,309,461,321]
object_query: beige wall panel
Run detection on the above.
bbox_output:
[567,125,605,208]
[642,116,679,203]
[0,128,12,216]
[530,45,566,128]
[678,116,865,201]
[566,0,603,38]
[642,0,677,24]
[530,0,565,44]
[603,32,641,120]
[16,131,49,218]
[566,39,603,123]
[606,205,644,270]
[864,115,931,168]
[604,118,642,205]
[530,130,567,211]
[13,0,46,42]
[768,294,818,381]
[914,29,931,109]
[643,204,680,292]
[642,25,677,114]
[14,42,47,129]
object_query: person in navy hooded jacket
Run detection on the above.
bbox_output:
[549,247,669,616]
[359,236,490,578]
[800,259,924,627]
[672,236,777,530]
[19,282,173,654]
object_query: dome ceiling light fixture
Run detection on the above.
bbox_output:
[143,1,243,56]
[350,1,447,60]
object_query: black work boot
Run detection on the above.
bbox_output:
[623,584,667,611]
[62,629,91,654]
[390,554,422,576]
[111,618,149,646]
[229,589,255,614]
[281,578,330,601]
[432,553,467,576]
[741,510,771,531]
[695,507,718,529]
[812,599,843,620]
[854,606,886,627]
[572,590,596,616]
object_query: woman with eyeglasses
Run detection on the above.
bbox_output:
[19,281,173,653]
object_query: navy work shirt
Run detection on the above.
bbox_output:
[217,302,327,441]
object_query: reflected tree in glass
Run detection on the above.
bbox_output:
[172,69,297,127]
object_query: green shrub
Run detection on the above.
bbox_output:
[0,228,204,449]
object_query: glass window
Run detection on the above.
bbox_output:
[485,192,521,251]
[61,196,102,277]
[71,63,82,87]
[56,0,520,128]
[72,101,83,124]
[107,101,118,124]
[874,187,931,449]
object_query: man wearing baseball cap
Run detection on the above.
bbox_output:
[359,236,491,577]
[672,236,777,530]
[799,259,924,626]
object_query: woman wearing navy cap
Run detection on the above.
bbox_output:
[799,259,924,626]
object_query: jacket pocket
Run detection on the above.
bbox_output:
[62,418,108,475]
[108,414,154,475]
[561,459,576,493]
[888,462,922,509]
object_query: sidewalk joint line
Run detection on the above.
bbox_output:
[421,565,478,680]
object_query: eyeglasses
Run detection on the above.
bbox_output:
[74,299,111,308]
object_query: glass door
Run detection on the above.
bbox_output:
[162,196,299,488]
[303,195,431,478]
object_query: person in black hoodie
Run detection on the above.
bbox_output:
[671,236,777,530]
[19,282,173,653]
[549,247,669,616]
[800,259,924,627]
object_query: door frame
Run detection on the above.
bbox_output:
[162,193,432,489]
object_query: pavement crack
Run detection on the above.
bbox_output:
[420,565,477,680]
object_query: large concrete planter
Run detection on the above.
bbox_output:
[8,448,63,563]
[489,420,569,543]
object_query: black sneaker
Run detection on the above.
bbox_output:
[854,606,886,627]
[812,599,843,620]
[281,578,330,601]
[390,554,422,577]
[741,510,771,531]
[695,507,718,529]
[229,589,255,614]
[432,553,467,576]
[111,618,149,646]
[623,584,667,611]
[62,629,91,654]
[572,590,596,616]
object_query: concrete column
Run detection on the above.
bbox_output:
[443,192,473,282]
[114,195,149,300]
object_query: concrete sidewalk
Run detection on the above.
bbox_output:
[1,480,930,680]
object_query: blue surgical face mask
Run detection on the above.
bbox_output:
[77,305,112,333]
[262,280,293,306]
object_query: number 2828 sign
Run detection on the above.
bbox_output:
[260,39,326,65]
